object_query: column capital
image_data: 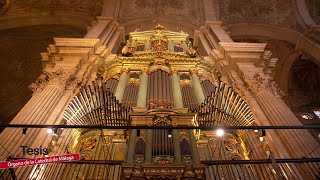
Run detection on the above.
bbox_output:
[189,69,198,75]
[121,67,130,74]
[170,68,179,75]
[244,73,285,98]
[140,67,148,74]
[29,68,79,93]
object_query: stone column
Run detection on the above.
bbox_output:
[136,68,148,107]
[190,69,205,105]
[114,67,130,103]
[228,70,303,179]
[0,73,66,157]
[243,70,320,177]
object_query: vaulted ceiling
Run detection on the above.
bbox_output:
[0,0,318,125]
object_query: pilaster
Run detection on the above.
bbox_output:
[217,41,320,178]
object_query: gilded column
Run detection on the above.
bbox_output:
[170,68,182,162]
[190,69,205,105]
[136,68,148,107]
[189,130,200,163]
[126,129,137,163]
[171,68,183,108]
[114,67,130,103]
[145,129,153,163]
[188,69,202,163]
[136,68,153,162]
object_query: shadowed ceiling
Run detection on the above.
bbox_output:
[0,25,86,125]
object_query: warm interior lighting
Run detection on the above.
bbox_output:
[259,136,264,142]
[47,128,53,134]
[216,129,224,137]
[168,129,172,138]
[254,129,259,133]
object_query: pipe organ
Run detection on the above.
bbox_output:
[61,25,263,179]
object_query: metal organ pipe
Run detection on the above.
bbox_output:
[147,70,173,109]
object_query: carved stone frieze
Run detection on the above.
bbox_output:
[244,73,285,98]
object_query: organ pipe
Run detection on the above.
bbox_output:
[63,79,131,133]
[196,81,254,127]
[147,70,174,109]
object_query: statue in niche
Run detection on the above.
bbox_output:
[168,39,174,51]
[122,41,135,56]
[186,43,199,57]
[131,39,138,47]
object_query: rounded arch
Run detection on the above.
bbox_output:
[226,23,300,44]
[278,51,302,93]
[293,0,317,26]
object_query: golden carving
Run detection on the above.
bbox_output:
[189,68,198,75]
[180,79,192,88]
[171,68,179,74]
[121,67,130,74]
[81,137,97,150]
[140,67,148,74]
[127,78,140,86]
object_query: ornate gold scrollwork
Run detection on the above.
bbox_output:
[81,137,97,150]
